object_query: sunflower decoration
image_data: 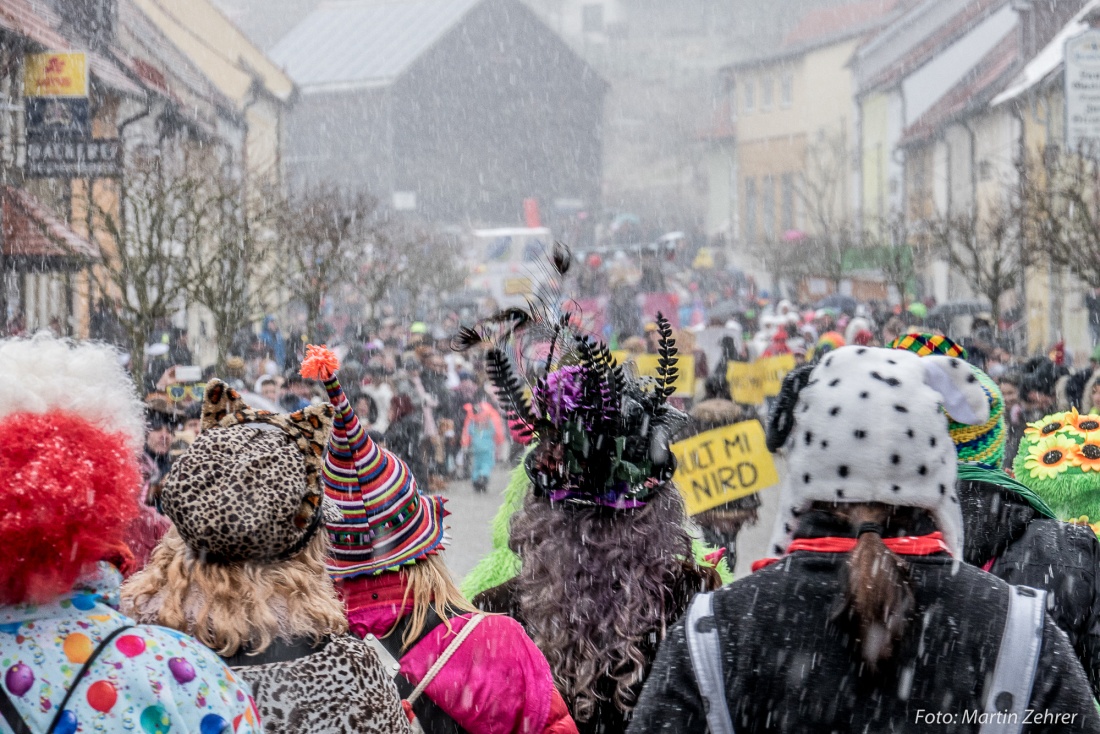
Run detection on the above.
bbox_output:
[1073,437,1100,472]
[1066,407,1100,436]
[1021,433,1079,480]
[1014,411,1100,533]
[1024,413,1070,439]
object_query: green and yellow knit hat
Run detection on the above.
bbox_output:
[889,333,1004,467]
[1013,409,1100,534]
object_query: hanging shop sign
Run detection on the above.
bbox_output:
[25,137,122,178]
[22,52,120,178]
[1066,29,1100,153]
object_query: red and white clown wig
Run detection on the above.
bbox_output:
[0,335,146,604]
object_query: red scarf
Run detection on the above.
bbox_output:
[751,531,950,572]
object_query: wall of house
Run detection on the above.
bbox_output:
[731,39,860,249]
[245,98,283,183]
[705,139,736,243]
[282,0,605,226]
[1016,84,1091,359]
[859,90,895,225]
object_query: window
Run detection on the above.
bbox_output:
[762,176,776,238]
[744,177,757,240]
[781,173,795,231]
[761,77,773,111]
[780,72,793,108]
[728,82,737,122]
[744,80,755,113]
[582,3,604,33]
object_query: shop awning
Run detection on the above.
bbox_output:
[2,186,100,266]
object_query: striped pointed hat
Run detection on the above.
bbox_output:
[890,333,1005,467]
[300,345,447,579]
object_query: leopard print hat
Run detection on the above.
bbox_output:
[159,380,335,563]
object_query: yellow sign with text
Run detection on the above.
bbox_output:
[671,420,779,515]
[759,354,796,396]
[611,351,696,398]
[25,53,88,97]
[725,354,796,404]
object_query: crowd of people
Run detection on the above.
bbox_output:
[10,236,1100,731]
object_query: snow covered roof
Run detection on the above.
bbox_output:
[270,0,483,93]
[900,32,1019,146]
[991,0,1100,106]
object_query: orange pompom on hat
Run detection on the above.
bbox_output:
[301,345,448,579]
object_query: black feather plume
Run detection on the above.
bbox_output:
[551,241,572,277]
[486,347,535,433]
[654,312,679,402]
[449,326,484,352]
[485,307,532,329]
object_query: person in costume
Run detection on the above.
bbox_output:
[678,378,761,569]
[299,345,578,734]
[121,380,410,734]
[629,346,1098,733]
[460,390,505,493]
[0,336,260,734]
[891,333,1100,697]
[456,311,724,734]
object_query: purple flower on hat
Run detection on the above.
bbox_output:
[535,365,586,424]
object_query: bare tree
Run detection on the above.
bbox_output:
[750,233,809,301]
[276,186,378,342]
[925,201,1029,333]
[91,152,204,383]
[184,171,285,371]
[1018,148,1100,288]
[863,213,925,308]
[794,128,862,290]
[396,225,467,314]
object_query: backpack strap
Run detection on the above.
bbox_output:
[370,608,471,734]
[0,685,32,734]
[685,592,735,734]
[405,614,485,707]
[979,585,1046,734]
[47,624,133,732]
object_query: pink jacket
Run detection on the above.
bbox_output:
[340,575,576,734]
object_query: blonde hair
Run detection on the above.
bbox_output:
[390,554,478,651]
[121,527,348,656]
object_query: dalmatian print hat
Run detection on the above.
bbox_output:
[767,346,990,560]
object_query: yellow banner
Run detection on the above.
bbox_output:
[25,53,87,97]
[725,354,796,404]
[726,361,764,404]
[759,354,796,396]
[671,420,779,515]
[612,351,696,398]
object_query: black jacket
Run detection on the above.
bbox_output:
[959,479,1100,698]
[476,566,715,734]
[629,512,1099,733]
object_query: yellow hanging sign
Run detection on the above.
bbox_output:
[25,53,88,97]
[671,420,779,515]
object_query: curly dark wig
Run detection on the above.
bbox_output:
[507,483,715,723]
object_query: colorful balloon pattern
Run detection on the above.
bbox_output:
[0,566,259,733]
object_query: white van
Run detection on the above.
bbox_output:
[464,227,554,306]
